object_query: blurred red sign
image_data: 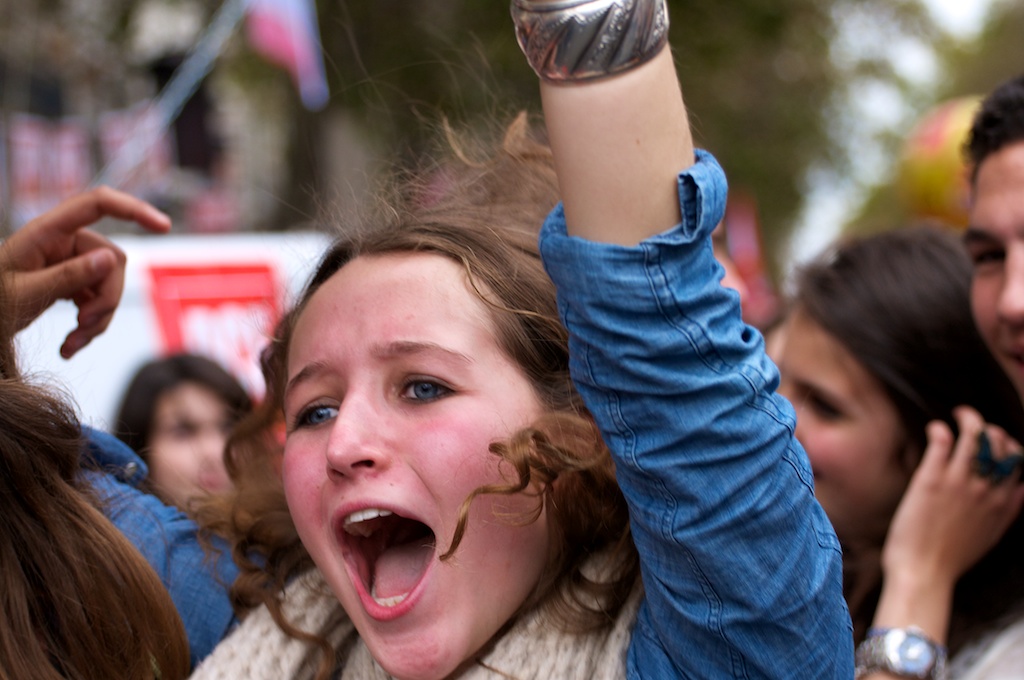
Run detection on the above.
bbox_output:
[147,263,281,399]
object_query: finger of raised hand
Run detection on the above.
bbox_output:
[6,247,116,333]
[61,250,122,358]
[952,406,1022,488]
[62,236,129,358]
[917,419,956,482]
[2,187,169,269]
[948,406,987,480]
[32,186,171,238]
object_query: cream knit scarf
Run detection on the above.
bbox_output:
[190,568,640,680]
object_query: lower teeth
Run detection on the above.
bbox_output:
[371,587,408,608]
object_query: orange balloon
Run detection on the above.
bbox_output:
[898,96,981,229]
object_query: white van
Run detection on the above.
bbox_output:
[15,230,331,430]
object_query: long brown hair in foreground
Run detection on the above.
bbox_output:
[0,372,190,677]
[198,113,639,680]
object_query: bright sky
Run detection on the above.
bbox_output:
[925,0,993,36]
[783,0,997,274]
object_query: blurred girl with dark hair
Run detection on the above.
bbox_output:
[114,353,252,512]
[776,225,1024,677]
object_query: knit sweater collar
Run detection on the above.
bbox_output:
[191,566,641,680]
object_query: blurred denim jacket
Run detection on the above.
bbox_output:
[82,426,239,669]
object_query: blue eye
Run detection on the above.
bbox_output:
[403,380,451,402]
[296,404,338,428]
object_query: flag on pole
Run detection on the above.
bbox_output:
[94,0,249,189]
[246,0,330,110]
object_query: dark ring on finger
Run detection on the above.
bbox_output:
[974,431,996,478]
[989,453,1024,484]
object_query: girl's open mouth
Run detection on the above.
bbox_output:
[342,508,436,607]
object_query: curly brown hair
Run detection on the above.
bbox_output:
[198,113,640,679]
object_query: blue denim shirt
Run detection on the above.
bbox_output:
[539,150,853,678]
[81,427,239,669]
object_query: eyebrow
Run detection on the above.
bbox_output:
[373,340,473,365]
[284,341,474,400]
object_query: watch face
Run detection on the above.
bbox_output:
[883,629,936,675]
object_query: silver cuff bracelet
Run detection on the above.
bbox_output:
[511,0,669,83]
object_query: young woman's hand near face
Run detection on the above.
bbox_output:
[873,405,1024,646]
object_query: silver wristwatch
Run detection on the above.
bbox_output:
[854,627,948,680]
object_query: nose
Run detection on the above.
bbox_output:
[324,397,388,479]
[197,427,227,462]
[997,245,1024,327]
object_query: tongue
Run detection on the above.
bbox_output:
[373,540,433,599]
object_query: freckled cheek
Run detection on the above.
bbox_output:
[281,443,328,530]
[437,425,509,482]
[416,423,514,525]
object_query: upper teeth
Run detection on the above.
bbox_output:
[343,508,393,537]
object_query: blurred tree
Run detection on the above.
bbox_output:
[941,1,1024,97]
[2,0,946,277]
[257,0,940,278]
[845,0,1024,237]
[0,0,150,234]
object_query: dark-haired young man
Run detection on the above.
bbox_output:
[955,72,1024,679]
[964,74,1024,402]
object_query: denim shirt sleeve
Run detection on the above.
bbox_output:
[81,427,239,669]
[538,151,853,679]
